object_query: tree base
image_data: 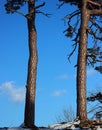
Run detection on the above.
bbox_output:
[79,119,102,129]
[22,125,38,130]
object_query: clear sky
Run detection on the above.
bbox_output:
[0,0,102,127]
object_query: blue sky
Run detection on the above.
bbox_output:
[0,0,102,127]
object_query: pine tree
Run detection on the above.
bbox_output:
[4,0,47,127]
[59,0,102,121]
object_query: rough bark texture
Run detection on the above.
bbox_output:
[24,0,38,127]
[77,0,89,120]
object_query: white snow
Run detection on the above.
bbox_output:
[0,126,102,130]
[48,120,80,129]
[0,120,102,130]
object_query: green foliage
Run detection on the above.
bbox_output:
[59,0,102,74]
[95,66,102,73]
[87,92,102,103]
[4,0,49,18]
[5,0,26,13]
[87,47,102,65]
[87,44,102,74]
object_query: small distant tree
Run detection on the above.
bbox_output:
[56,107,75,123]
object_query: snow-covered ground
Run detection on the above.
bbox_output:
[0,126,102,130]
[0,120,102,130]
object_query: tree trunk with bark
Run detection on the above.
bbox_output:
[24,0,38,127]
[77,0,89,120]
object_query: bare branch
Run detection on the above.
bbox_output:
[89,18,102,31]
[57,2,65,9]
[88,103,102,113]
[67,28,80,62]
[87,0,102,8]
[62,10,80,21]
[89,9,102,15]
[68,42,77,62]
[87,27,102,41]
[35,2,45,9]
[36,10,51,17]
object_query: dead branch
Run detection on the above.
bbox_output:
[68,42,77,62]
[87,0,101,8]
[67,28,80,61]
[62,10,80,21]
[89,18,102,31]
[35,10,51,17]
[87,27,102,41]
[57,2,65,9]
[89,9,102,15]
[35,2,45,9]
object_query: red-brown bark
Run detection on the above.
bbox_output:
[24,0,38,127]
[77,0,89,120]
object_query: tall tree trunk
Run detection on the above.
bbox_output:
[77,0,89,120]
[24,0,38,127]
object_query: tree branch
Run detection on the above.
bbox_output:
[62,10,80,21]
[36,10,51,17]
[6,8,27,18]
[89,18,102,31]
[35,2,45,9]
[68,42,77,62]
[87,27,102,41]
[89,9,102,15]
[87,0,101,8]
[57,2,65,9]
